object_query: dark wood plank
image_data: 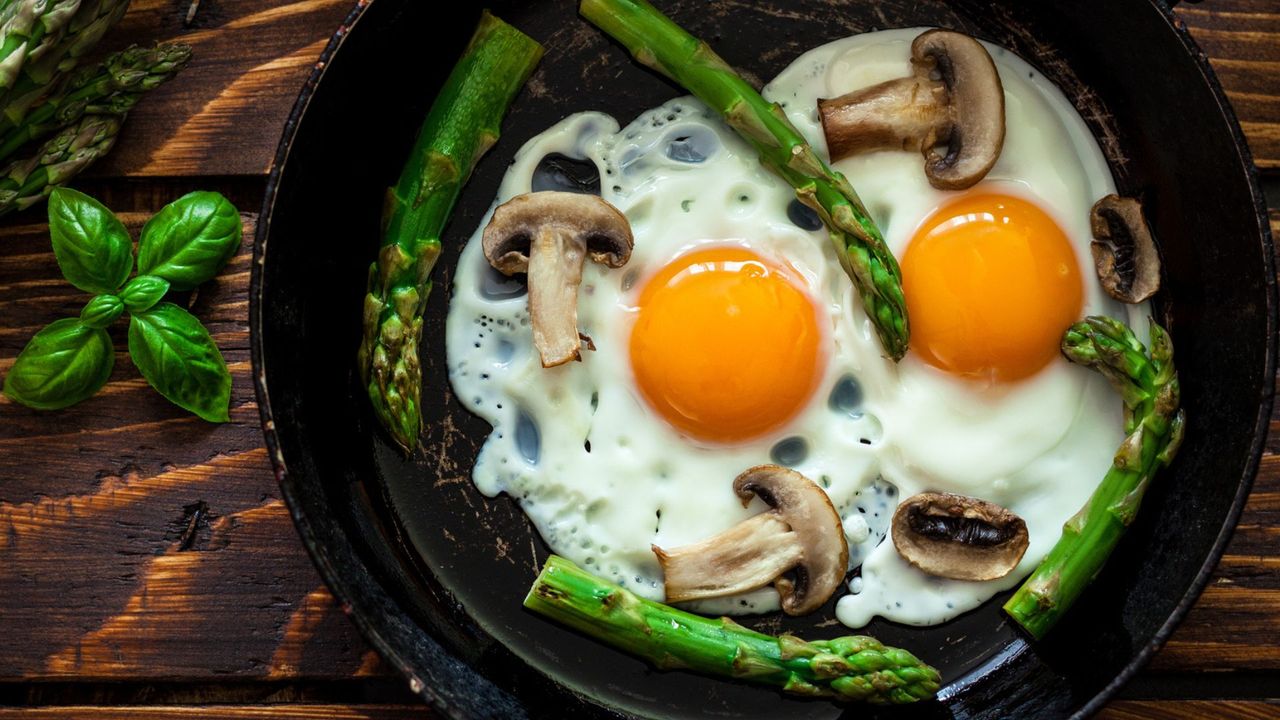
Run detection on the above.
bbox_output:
[87,0,354,178]
[0,708,426,719]
[1178,0,1280,171]
[1100,701,1280,720]
[0,211,380,680]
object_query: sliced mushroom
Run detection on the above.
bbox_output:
[891,492,1028,582]
[818,29,1005,190]
[1090,194,1161,303]
[652,465,849,616]
[482,191,633,367]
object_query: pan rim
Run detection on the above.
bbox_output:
[249,1,1279,718]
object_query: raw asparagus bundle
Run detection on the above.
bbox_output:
[0,0,148,213]
[525,555,940,704]
[0,111,118,215]
[579,0,909,359]
[1004,316,1185,639]
[0,0,131,121]
[0,0,84,93]
[0,42,190,163]
[358,11,543,452]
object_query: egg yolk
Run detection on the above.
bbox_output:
[902,192,1084,382]
[629,247,824,444]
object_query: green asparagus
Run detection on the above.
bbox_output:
[0,0,83,93]
[579,0,909,359]
[358,11,543,452]
[1004,316,1185,639]
[0,0,131,123]
[525,555,940,704]
[0,42,189,163]
[0,111,118,215]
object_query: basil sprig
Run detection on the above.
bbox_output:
[2,187,241,421]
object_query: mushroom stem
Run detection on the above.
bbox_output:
[481,191,633,368]
[817,29,1005,190]
[653,513,802,603]
[652,465,849,616]
[819,76,948,160]
[526,226,588,367]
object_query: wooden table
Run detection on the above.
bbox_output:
[0,1,1276,718]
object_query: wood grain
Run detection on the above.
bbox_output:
[1100,702,1280,720]
[0,708,425,719]
[0,211,378,680]
[1179,1,1280,170]
[89,0,354,177]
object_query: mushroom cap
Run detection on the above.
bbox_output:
[891,492,1029,582]
[733,465,849,615]
[911,29,1006,190]
[1090,194,1161,303]
[481,191,633,275]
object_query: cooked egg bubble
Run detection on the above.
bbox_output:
[447,28,1147,627]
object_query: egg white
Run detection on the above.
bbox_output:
[446,28,1147,627]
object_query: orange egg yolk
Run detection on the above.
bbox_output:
[629,246,824,444]
[902,192,1084,382]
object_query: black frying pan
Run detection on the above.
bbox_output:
[250,1,1276,717]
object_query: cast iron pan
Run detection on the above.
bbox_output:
[251,1,1276,717]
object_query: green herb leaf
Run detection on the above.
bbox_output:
[3,318,114,410]
[137,191,241,290]
[119,275,170,313]
[80,294,125,329]
[47,187,133,294]
[127,302,231,422]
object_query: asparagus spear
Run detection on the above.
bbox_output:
[0,0,130,124]
[1004,316,1185,639]
[0,0,82,93]
[579,0,909,359]
[0,42,190,163]
[525,555,940,704]
[0,111,118,215]
[357,11,543,452]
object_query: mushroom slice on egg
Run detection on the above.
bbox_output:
[652,465,849,616]
[891,492,1029,582]
[1090,194,1161,304]
[818,29,1005,190]
[482,191,634,368]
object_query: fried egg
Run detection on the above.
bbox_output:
[446,28,1147,627]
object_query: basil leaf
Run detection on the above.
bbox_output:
[47,187,133,294]
[80,294,125,329]
[3,318,114,410]
[127,302,231,422]
[137,191,241,290]
[119,275,170,313]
